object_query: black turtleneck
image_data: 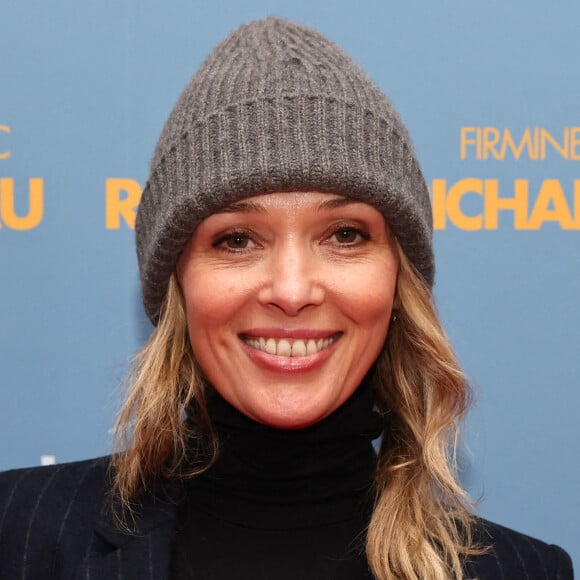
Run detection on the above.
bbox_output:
[171,382,383,580]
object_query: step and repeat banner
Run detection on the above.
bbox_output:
[1,0,578,563]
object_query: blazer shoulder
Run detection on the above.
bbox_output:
[465,517,574,580]
[0,456,112,580]
[0,456,111,522]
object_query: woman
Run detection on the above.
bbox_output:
[0,17,573,580]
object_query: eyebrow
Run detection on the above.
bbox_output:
[217,200,268,214]
[315,196,361,211]
[216,195,362,215]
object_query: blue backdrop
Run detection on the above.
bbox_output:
[1,0,578,565]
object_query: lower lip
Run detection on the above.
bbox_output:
[240,336,341,374]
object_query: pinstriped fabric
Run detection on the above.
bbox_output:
[81,518,172,580]
[116,549,123,580]
[0,457,176,580]
[465,541,509,580]
[0,457,575,579]
[523,530,553,577]
[463,519,574,579]
[0,468,27,533]
[0,458,109,580]
[146,533,154,579]
[22,464,65,579]
[53,460,95,573]
[496,523,531,578]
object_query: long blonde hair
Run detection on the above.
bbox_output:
[113,245,480,578]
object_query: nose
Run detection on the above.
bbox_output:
[257,241,325,316]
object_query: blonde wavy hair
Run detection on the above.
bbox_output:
[113,244,481,579]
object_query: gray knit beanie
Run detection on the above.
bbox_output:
[136,17,434,323]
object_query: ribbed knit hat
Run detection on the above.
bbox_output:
[136,17,434,323]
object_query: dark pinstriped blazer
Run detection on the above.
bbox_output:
[0,457,574,579]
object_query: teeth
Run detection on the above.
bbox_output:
[265,338,277,355]
[277,339,291,357]
[244,335,339,357]
[291,340,306,357]
[306,339,318,355]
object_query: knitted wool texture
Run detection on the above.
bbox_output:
[136,17,434,323]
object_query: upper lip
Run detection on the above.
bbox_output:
[239,328,341,340]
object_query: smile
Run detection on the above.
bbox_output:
[241,334,342,357]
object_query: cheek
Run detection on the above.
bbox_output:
[184,299,219,337]
[180,268,254,334]
[179,269,221,340]
[181,282,233,377]
[342,262,397,322]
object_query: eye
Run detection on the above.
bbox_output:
[329,226,369,245]
[213,231,256,251]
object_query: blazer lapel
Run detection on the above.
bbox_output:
[78,480,180,580]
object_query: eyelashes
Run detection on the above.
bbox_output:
[212,230,256,251]
[211,223,372,253]
[328,226,371,245]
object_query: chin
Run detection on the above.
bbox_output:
[285,412,328,429]
[243,392,342,430]
[254,412,325,430]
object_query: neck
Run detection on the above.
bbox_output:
[185,381,383,530]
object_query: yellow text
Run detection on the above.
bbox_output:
[105,178,142,229]
[460,127,580,161]
[0,178,44,230]
[0,125,10,160]
[432,178,580,230]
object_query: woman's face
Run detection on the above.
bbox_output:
[177,191,399,429]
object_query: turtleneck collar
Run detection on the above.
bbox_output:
[183,381,383,530]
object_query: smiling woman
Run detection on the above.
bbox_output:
[0,16,573,580]
[176,192,398,429]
